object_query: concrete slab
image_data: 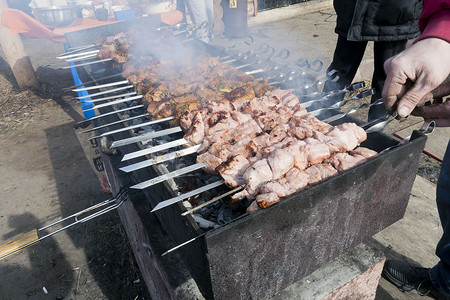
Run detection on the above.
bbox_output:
[371,175,442,299]
[272,243,385,300]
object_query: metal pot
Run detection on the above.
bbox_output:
[34,6,79,27]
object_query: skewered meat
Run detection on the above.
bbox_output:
[227,84,256,102]
[243,159,273,197]
[246,200,261,214]
[285,140,308,170]
[267,148,294,180]
[304,142,331,165]
[326,123,367,153]
[197,152,223,173]
[180,88,376,210]
[216,155,250,188]
[96,31,376,211]
[256,192,280,209]
[326,147,378,172]
[305,163,338,185]
[95,31,273,124]
[284,167,309,192]
[260,179,290,198]
[326,152,366,172]
[350,147,378,159]
[184,112,205,145]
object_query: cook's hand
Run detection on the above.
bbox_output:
[382,38,450,118]
[411,81,450,127]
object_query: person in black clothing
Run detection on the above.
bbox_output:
[323,0,422,121]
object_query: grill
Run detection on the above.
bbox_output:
[61,16,427,300]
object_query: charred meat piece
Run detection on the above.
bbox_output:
[197,152,223,173]
[256,192,280,209]
[227,84,256,102]
[184,112,206,146]
[216,155,250,188]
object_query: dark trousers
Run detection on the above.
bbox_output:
[323,35,408,121]
[430,140,450,297]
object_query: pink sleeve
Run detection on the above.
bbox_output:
[416,0,450,43]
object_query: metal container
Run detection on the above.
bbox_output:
[35,6,78,27]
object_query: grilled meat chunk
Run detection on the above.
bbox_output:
[285,167,309,193]
[268,148,294,180]
[243,158,273,196]
[184,112,206,145]
[326,152,366,172]
[326,123,367,152]
[216,155,250,188]
[197,152,223,173]
[350,147,378,159]
[305,163,338,185]
[256,192,280,209]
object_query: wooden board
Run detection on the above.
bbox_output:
[0,229,39,260]
[395,122,450,162]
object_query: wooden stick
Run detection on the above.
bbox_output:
[0,229,39,260]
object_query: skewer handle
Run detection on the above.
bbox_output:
[0,229,39,260]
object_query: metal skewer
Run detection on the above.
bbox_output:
[110,126,183,148]
[322,98,385,123]
[161,234,205,256]
[83,95,143,111]
[81,92,137,103]
[0,188,132,261]
[73,80,129,92]
[151,180,224,212]
[363,111,405,134]
[57,49,100,60]
[121,138,189,161]
[159,184,247,256]
[80,112,151,133]
[130,162,206,189]
[61,44,97,56]
[235,59,266,70]
[76,104,145,125]
[89,116,176,140]
[43,54,99,67]
[181,186,243,216]
[221,54,255,65]
[61,58,112,69]
[74,85,135,100]
[65,53,98,61]
[300,81,365,109]
[120,145,201,173]
[309,89,375,117]
[63,73,124,91]
[379,120,435,154]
